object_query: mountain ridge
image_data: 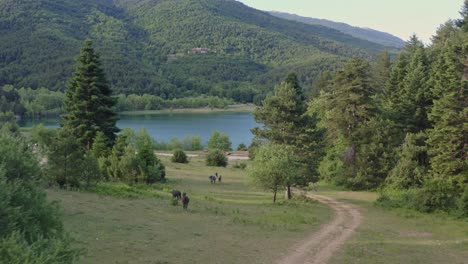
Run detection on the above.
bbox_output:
[269,11,405,48]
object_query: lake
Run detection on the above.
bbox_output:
[20,112,258,148]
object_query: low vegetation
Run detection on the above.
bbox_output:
[0,132,80,263]
[171,149,189,164]
[205,149,228,167]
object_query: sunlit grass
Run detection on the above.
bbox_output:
[47,155,331,264]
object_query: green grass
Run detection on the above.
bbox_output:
[47,156,331,264]
[46,161,468,263]
[119,104,255,116]
[313,183,468,264]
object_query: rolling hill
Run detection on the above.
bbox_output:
[0,0,398,101]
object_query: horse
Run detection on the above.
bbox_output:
[209,175,217,184]
[172,190,182,200]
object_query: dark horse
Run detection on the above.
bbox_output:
[172,190,182,200]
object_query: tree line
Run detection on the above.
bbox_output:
[0,85,235,119]
[250,3,467,216]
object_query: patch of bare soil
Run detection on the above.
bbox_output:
[279,194,363,264]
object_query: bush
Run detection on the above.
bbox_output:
[233,162,247,169]
[171,149,189,163]
[0,132,80,263]
[237,143,248,151]
[206,149,228,167]
[0,232,80,264]
[248,139,263,160]
[377,179,467,217]
[412,179,458,213]
[456,186,468,217]
[207,131,232,151]
[182,136,203,151]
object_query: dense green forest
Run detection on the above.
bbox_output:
[253,4,467,216]
[0,0,396,102]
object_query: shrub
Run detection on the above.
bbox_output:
[0,132,80,263]
[183,136,203,151]
[377,179,467,217]
[456,186,468,217]
[0,232,80,264]
[237,143,248,151]
[207,131,232,151]
[206,149,228,167]
[172,149,189,163]
[412,179,458,213]
[233,162,247,169]
[248,139,263,160]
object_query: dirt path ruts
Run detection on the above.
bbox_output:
[278,193,363,264]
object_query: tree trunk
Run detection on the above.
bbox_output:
[273,190,277,203]
[287,184,292,199]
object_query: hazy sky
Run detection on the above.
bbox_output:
[237,0,463,44]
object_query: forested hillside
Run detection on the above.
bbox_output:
[270,12,406,48]
[0,0,395,101]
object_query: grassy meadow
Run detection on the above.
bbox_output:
[318,184,468,264]
[46,155,468,264]
[47,155,332,264]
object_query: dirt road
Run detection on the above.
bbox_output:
[279,193,363,264]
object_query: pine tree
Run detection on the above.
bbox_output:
[401,46,432,132]
[316,58,380,188]
[136,129,165,184]
[252,73,323,193]
[62,40,119,150]
[325,58,374,140]
[427,35,467,188]
[386,132,429,189]
[382,36,431,133]
[252,73,306,145]
[372,51,392,92]
[91,131,110,158]
[47,129,85,188]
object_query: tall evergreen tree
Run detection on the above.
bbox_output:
[324,58,374,140]
[62,40,119,150]
[315,58,383,188]
[252,73,323,194]
[252,73,306,145]
[372,51,392,92]
[427,34,467,187]
[401,46,432,132]
[385,132,429,189]
[382,36,431,133]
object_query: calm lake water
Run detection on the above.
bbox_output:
[20,112,258,148]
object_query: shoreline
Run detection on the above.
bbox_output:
[119,104,256,116]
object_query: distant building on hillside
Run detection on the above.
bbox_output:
[191,48,209,54]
